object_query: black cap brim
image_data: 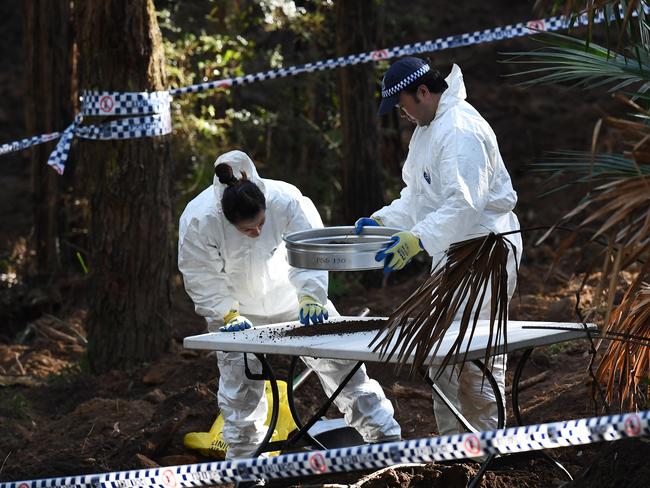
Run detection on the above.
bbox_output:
[378,94,398,116]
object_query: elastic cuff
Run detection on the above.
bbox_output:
[299,295,316,305]
[371,215,384,226]
[223,309,239,324]
[410,230,425,250]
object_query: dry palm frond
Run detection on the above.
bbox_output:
[508,0,650,411]
[532,97,650,316]
[577,176,650,244]
[559,172,650,318]
[369,232,518,378]
[597,277,650,409]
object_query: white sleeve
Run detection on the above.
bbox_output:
[372,184,416,229]
[372,163,417,229]
[411,129,491,261]
[178,219,236,326]
[285,196,329,305]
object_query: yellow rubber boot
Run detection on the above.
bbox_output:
[184,380,298,459]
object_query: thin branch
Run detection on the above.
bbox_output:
[0,451,11,478]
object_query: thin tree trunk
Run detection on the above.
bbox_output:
[336,0,384,223]
[76,0,173,372]
[23,0,76,276]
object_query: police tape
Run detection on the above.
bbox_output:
[0,91,172,175]
[2,410,648,488]
[55,91,170,175]
[0,8,615,172]
[170,9,604,96]
[0,92,173,174]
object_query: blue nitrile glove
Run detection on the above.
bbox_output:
[375,230,423,273]
[354,216,383,235]
[298,295,329,326]
[219,309,253,332]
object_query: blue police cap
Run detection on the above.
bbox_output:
[378,57,430,116]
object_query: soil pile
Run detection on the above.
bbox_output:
[284,319,386,337]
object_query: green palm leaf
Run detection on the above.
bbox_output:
[503,33,650,94]
[536,151,649,174]
[531,150,648,196]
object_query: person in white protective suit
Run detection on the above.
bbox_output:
[178,150,401,460]
[355,57,523,435]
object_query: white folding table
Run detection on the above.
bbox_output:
[184,317,597,486]
[184,316,594,364]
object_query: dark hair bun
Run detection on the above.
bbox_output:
[215,163,237,186]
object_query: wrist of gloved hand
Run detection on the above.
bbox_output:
[375,230,423,273]
[354,216,383,235]
[220,309,253,332]
[298,295,329,326]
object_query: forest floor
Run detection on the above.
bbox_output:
[2,1,650,487]
[2,262,650,488]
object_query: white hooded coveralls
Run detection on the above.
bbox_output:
[373,65,523,435]
[178,151,400,458]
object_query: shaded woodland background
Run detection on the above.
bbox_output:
[2,1,650,487]
[2,0,615,367]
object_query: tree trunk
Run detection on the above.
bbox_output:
[23,0,76,276]
[76,0,173,372]
[335,0,384,224]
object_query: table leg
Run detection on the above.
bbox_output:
[423,377,478,434]
[468,359,505,488]
[242,353,281,458]
[286,356,327,450]
[284,359,364,449]
[422,360,504,488]
[512,347,533,426]
[510,347,573,482]
[473,359,506,429]
[421,359,505,433]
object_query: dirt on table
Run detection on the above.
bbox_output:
[2,1,649,487]
[283,319,386,337]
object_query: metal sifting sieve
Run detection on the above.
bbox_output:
[283,226,403,271]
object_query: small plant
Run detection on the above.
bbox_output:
[372,232,518,377]
[547,342,569,355]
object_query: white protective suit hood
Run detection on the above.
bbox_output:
[178,150,328,328]
[212,150,266,202]
[436,63,467,113]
